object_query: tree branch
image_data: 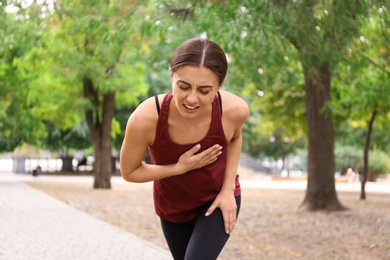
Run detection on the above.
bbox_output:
[354,48,390,77]
[288,37,300,50]
[167,7,194,20]
[105,48,122,77]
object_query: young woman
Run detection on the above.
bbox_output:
[120,38,249,259]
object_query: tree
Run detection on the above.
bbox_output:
[21,0,148,188]
[148,0,387,210]
[0,1,47,153]
[332,8,389,199]
[254,0,371,211]
[140,1,308,156]
[353,11,389,200]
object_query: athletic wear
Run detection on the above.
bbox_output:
[161,196,241,260]
[148,92,241,223]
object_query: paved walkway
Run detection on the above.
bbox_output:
[0,171,171,260]
[1,168,388,260]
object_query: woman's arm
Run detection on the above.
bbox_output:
[120,97,223,183]
[205,92,249,234]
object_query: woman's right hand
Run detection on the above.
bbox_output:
[175,144,223,174]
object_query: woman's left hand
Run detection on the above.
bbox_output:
[205,191,237,234]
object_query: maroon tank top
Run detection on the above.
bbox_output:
[148,92,241,223]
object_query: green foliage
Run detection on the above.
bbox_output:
[2,0,389,169]
[42,121,92,153]
[148,1,383,140]
[331,6,389,173]
[334,146,389,180]
[245,126,305,161]
[142,1,308,143]
[335,145,363,174]
[143,1,389,169]
[335,121,390,154]
[15,0,150,155]
[0,1,48,152]
[20,0,148,118]
[241,115,262,157]
[368,150,390,179]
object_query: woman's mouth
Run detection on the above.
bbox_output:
[184,104,199,111]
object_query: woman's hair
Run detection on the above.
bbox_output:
[170,38,228,85]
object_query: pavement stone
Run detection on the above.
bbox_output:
[0,171,171,260]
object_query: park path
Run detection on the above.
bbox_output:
[1,163,389,260]
[0,170,171,260]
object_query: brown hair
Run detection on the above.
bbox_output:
[170,38,228,85]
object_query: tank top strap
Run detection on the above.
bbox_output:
[154,95,160,115]
[159,93,172,121]
[210,93,223,135]
[217,91,222,115]
[153,93,172,141]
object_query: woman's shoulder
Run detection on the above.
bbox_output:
[219,90,249,122]
[128,94,167,130]
[132,93,167,117]
[124,93,169,144]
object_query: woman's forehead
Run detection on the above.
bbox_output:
[173,66,219,85]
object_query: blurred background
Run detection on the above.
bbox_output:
[1,0,389,193]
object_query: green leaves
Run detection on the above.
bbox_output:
[0,1,48,152]
[332,6,389,137]
[20,0,149,127]
[1,0,388,160]
[0,0,152,154]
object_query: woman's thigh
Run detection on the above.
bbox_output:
[160,196,241,260]
[185,196,241,260]
[160,218,195,260]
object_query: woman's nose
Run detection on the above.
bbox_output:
[186,91,198,103]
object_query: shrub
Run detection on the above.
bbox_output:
[335,145,363,175]
[368,150,390,181]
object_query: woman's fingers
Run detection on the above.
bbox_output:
[223,209,237,234]
[198,144,222,165]
[177,144,222,173]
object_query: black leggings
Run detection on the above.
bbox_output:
[160,196,241,260]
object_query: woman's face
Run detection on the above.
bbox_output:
[171,66,221,118]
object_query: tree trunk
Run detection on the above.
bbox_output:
[61,156,74,172]
[281,156,287,177]
[84,77,115,189]
[360,108,377,200]
[300,63,346,211]
[92,134,113,189]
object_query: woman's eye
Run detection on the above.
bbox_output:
[179,85,189,90]
[200,90,210,95]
